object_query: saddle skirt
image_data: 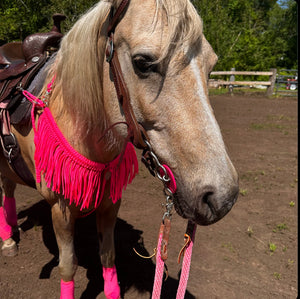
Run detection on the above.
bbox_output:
[0,14,65,188]
[0,14,65,111]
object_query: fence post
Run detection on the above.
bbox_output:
[267,68,277,97]
[229,68,235,94]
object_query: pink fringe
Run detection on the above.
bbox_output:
[34,107,138,210]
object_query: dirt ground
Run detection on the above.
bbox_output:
[0,93,297,299]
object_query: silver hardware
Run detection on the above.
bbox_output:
[32,56,40,63]
[40,89,51,107]
[106,38,114,63]
[16,82,24,92]
[4,133,18,164]
[143,139,175,221]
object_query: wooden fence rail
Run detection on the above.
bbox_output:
[209,68,277,96]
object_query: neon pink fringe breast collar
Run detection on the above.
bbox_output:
[24,84,138,210]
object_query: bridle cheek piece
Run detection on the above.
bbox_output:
[105,0,176,211]
[105,0,149,150]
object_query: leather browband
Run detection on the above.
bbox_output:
[106,0,149,149]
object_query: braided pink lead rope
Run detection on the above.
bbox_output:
[151,231,164,299]
[151,164,197,298]
[151,221,197,299]
[176,223,197,299]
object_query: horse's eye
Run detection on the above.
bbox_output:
[132,55,157,76]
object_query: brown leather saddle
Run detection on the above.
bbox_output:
[0,14,65,104]
[0,14,65,188]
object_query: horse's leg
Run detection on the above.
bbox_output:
[96,196,121,299]
[0,174,18,257]
[51,201,77,299]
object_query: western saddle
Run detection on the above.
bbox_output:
[0,14,65,188]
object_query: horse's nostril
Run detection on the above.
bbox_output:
[202,191,217,215]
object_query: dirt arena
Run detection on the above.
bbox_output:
[0,93,297,298]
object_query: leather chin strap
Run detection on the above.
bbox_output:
[105,0,149,149]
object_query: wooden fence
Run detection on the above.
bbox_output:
[209,68,277,96]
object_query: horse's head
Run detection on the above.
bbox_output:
[101,0,239,226]
[54,0,238,226]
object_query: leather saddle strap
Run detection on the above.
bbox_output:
[106,0,149,149]
[0,53,48,102]
[0,108,36,188]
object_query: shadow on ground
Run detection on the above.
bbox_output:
[17,199,195,299]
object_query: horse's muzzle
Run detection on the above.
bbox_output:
[174,183,239,226]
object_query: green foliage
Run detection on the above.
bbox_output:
[43,0,99,32]
[0,0,50,43]
[0,0,98,44]
[269,242,277,254]
[0,0,297,70]
[193,0,297,71]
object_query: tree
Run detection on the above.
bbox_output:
[194,0,297,70]
[277,0,297,69]
[0,0,98,44]
[42,0,99,33]
[1,0,298,70]
[0,0,50,43]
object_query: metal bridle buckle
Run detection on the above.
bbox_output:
[106,35,114,63]
[3,133,18,163]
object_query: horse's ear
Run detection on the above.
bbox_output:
[201,35,218,75]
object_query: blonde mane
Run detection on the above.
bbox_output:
[43,0,203,133]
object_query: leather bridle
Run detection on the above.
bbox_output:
[105,0,149,149]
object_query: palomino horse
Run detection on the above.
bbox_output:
[0,0,239,298]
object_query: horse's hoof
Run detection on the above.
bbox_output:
[1,239,18,257]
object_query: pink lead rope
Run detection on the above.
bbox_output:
[152,231,165,299]
[176,223,197,299]
[151,165,197,299]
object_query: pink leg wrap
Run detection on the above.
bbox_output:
[3,196,18,227]
[60,279,75,299]
[0,207,13,241]
[102,265,121,299]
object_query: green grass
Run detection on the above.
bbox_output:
[240,170,266,182]
[208,87,297,98]
[247,226,254,237]
[239,189,248,196]
[250,121,290,136]
[208,87,267,96]
[289,201,295,207]
[273,223,288,233]
[273,272,281,280]
[222,242,235,253]
[269,242,277,254]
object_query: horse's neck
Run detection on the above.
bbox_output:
[33,56,121,164]
[47,99,120,164]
